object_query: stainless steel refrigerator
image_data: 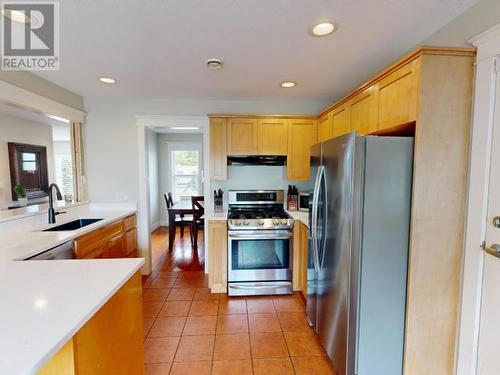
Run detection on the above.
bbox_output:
[307,132,413,375]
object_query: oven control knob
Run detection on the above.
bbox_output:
[257,219,264,226]
[280,219,287,226]
[235,220,242,226]
[273,219,279,226]
[243,220,249,226]
[228,219,233,226]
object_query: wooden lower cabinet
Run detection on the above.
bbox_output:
[37,339,75,375]
[74,214,137,259]
[103,234,124,258]
[124,228,138,257]
[208,221,227,293]
[292,220,308,298]
[37,272,144,375]
[299,222,308,296]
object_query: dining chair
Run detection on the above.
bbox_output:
[191,195,205,250]
[164,193,192,238]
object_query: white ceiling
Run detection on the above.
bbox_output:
[36,0,477,103]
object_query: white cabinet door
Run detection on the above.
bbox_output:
[478,60,500,375]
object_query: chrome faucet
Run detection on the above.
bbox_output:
[48,183,63,224]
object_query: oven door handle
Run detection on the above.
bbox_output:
[228,232,293,240]
[228,282,292,290]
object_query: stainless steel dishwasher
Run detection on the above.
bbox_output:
[25,240,74,260]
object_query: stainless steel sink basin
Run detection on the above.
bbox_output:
[43,218,103,231]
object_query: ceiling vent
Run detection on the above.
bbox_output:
[206,58,223,70]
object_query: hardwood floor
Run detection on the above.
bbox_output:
[142,226,335,374]
[150,226,205,273]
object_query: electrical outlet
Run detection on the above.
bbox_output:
[114,192,128,201]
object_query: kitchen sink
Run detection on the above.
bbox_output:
[43,218,103,232]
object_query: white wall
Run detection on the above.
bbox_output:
[84,97,329,204]
[146,129,160,231]
[424,0,500,46]
[157,133,203,225]
[0,113,55,208]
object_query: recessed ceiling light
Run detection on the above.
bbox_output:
[311,22,336,37]
[281,81,296,88]
[1,8,31,24]
[99,76,116,84]
[170,126,200,130]
[206,58,223,70]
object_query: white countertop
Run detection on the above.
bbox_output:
[0,203,144,375]
[1,205,138,261]
[286,210,309,228]
[0,200,90,224]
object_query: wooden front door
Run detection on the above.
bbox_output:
[8,142,49,200]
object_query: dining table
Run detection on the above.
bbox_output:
[168,199,204,251]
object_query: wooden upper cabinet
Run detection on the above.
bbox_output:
[287,118,317,180]
[349,84,378,135]
[331,105,350,138]
[318,112,332,142]
[257,118,288,155]
[209,118,227,180]
[376,58,420,130]
[227,118,257,155]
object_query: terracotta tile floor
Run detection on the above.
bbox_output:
[142,227,336,374]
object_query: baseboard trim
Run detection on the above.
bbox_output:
[150,221,161,232]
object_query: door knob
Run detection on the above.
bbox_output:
[484,244,500,258]
[493,216,500,228]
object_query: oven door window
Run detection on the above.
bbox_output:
[231,238,290,270]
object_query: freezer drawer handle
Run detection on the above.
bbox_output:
[228,282,291,290]
[484,244,500,258]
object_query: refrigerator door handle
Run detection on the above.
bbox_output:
[311,166,324,274]
[311,166,322,240]
[319,166,328,270]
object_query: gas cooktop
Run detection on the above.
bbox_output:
[227,190,294,230]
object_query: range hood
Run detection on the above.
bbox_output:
[227,155,286,166]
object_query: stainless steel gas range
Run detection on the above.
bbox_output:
[227,190,294,296]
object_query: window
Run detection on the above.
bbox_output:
[52,126,74,201]
[22,152,37,173]
[169,143,202,201]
